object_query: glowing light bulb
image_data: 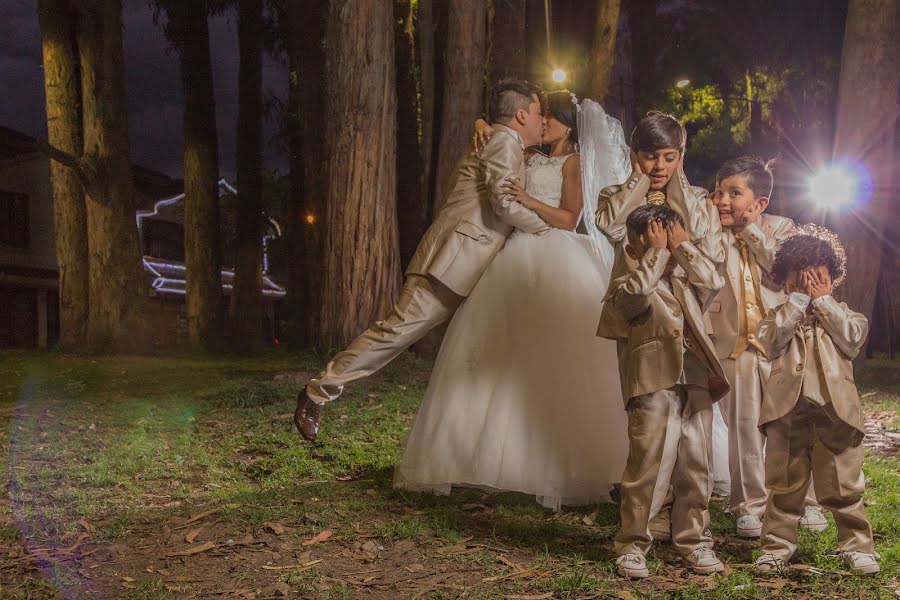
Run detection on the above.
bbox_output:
[676,79,691,88]
[305,214,316,225]
[551,69,566,83]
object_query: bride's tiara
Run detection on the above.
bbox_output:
[570,92,582,112]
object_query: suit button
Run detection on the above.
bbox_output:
[673,309,682,317]
[673,330,681,338]
[745,275,752,282]
[748,333,756,340]
[746,302,753,309]
[627,182,635,189]
[750,234,760,242]
[795,364,803,372]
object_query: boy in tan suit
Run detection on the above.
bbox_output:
[754,226,878,575]
[707,157,827,537]
[596,111,724,542]
[293,79,548,442]
[599,204,728,578]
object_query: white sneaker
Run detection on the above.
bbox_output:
[712,479,731,497]
[755,553,786,572]
[736,514,763,538]
[800,508,828,532]
[684,547,724,574]
[649,511,672,542]
[615,553,649,579]
[841,551,880,575]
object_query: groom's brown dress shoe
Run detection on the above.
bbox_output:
[294,388,322,442]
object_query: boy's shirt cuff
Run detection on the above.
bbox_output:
[788,292,811,311]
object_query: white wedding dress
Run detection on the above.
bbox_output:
[394,153,629,510]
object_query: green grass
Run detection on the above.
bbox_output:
[0,350,899,599]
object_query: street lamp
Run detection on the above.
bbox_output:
[676,79,691,88]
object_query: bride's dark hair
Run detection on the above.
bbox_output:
[546,90,579,145]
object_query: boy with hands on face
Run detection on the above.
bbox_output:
[753,226,878,576]
[599,205,728,579]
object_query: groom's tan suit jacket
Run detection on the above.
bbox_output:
[597,243,729,404]
[406,124,549,296]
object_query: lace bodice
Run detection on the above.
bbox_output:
[525,153,574,208]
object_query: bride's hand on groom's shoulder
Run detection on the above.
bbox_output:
[473,119,494,152]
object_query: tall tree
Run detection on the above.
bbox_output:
[432,0,486,215]
[155,0,226,352]
[37,0,88,348]
[283,0,326,344]
[395,0,430,268]
[75,0,151,352]
[317,0,400,349]
[590,0,621,103]
[231,0,265,352]
[829,0,899,368]
[488,0,527,85]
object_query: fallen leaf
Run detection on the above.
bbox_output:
[617,592,639,600]
[264,522,285,535]
[498,556,523,571]
[166,541,216,556]
[77,519,96,534]
[122,576,135,582]
[582,515,595,526]
[184,527,203,544]
[303,530,333,546]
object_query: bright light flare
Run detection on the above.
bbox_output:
[808,161,871,212]
[551,68,566,83]
[305,213,316,225]
[676,78,691,88]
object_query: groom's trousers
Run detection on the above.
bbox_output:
[614,374,715,558]
[307,274,463,404]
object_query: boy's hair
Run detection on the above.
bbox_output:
[488,78,542,124]
[626,204,685,243]
[631,110,687,154]
[716,156,775,199]
[771,224,847,288]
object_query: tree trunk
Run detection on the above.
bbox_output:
[168,1,226,352]
[395,0,429,268]
[76,0,151,353]
[417,0,436,219]
[231,0,265,353]
[317,0,400,350]
[488,0,526,101]
[285,0,327,345]
[37,0,88,349]
[590,0,621,104]
[432,0,486,216]
[829,0,899,370]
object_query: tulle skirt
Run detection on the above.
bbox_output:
[394,229,629,510]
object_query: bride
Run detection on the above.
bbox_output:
[394,91,632,510]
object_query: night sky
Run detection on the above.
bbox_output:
[1,0,288,180]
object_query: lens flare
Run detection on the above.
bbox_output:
[808,161,872,212]
[551,68,566,83]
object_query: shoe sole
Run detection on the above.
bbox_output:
[800,522,828,532]
[617,567,649,579]
[737,529,761,538]
[848,565,880,575]
[689,564,725,574]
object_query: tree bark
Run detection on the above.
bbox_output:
[417,0,436,221]
[829,0,899,370]
[162,0,226,352]
[75,0,151,353]
[285,0,326,345]
[432,0,486,216]
[317,0,400,350]
[395,0,429,268]
[231,0,265,352]
[488,0,526,106]
[590,0,621,104]
[37,0,88,349]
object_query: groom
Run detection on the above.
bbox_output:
[293,78,548,442]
